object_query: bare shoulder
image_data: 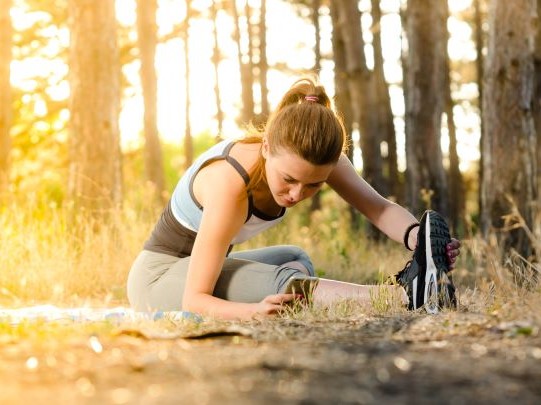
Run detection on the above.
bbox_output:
[192,141,260,210]
[194,160,246,206]
[229,141,261,170]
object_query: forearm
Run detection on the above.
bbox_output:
[328,157,419,248]
[182,292,258,321]
[371,202,419,248]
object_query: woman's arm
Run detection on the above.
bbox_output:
[181,161,295,320]
[326,154,419,246]
[327,154,461,267]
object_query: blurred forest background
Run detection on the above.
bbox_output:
[0,0,539,304]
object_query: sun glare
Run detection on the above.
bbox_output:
[9,0,480,170]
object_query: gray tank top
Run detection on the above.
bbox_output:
[144,140,285,257]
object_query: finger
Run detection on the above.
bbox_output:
[269,293,297,304]
[447,255,457,270]
[447,238,461,249]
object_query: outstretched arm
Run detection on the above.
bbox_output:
[326,154,460,267]
[326,154,418,244]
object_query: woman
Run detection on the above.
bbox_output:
[127,78,461,319]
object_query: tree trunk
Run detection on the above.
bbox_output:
[183,0,193,170]
[330,1,357,229]
[442,1,465,235]
[481,0,538,261]
[335,0,383,197]
[330,0,369,231]
[371,0,399,201]
[211,0,224,140]
[474,0,485,222]
[0,0,12,197]
[534,0,541,238]
[137,0,166,200]
[258,0,269,121]
[232,0,255,125]
[329,2,354,142]
[445,88,464,234]
[405,0,449,217]
[310,0,323,212]
[68,0,122,215]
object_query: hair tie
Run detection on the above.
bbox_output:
[305,95,319,102]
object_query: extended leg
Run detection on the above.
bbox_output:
[313,278,408,306]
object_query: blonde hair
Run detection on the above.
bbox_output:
[242,77,346,192]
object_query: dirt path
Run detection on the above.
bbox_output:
[1,311,540,404]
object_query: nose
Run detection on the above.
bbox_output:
[288,184,304,202]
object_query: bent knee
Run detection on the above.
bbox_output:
[281,260,311,276]
[286,246,314,276]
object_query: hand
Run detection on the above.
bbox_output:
[254,293,298,317]
[446,238,461,270]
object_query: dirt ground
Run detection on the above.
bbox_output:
[1,305,541,405]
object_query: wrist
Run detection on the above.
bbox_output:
[403,222,420,251]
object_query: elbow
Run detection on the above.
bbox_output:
[182,291,208,315]
[182,293,198,313]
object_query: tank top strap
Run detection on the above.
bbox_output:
[222,142,250,185]
[221,142,254,223]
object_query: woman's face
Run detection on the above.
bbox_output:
[262,141,336,208]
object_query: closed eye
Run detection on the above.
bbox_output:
[284,177,297,184]
[283,177,323,188]
[307,182,323,189]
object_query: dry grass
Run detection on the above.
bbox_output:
[0,191,539,321]
[0,198,158,307]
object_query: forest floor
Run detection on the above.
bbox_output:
[1,291,541,405]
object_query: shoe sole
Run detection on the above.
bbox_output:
[423,211,452,313]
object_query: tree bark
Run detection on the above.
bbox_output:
[310,0,323,212]
[534,0,541,237]
[442,1,465,235]
[334,0,383,198]
[0,0,12,196]
[258,0,269,121]
[371,0,399,201]
[211,0,224,139]
[481,0,538,260]
[137,0,166,200]
[232,0,255,125]
[474,0,485,221]
[405,0,449,217]
[183,0,193,170]
[68,0,122,215]
[330,0,361,231]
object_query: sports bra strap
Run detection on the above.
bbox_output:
[222,143,255,222]
[188,142,254,223]
[222,143,250,185]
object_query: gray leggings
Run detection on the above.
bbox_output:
[127,245,314,312]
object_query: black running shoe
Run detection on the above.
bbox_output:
[395,210,457,313]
